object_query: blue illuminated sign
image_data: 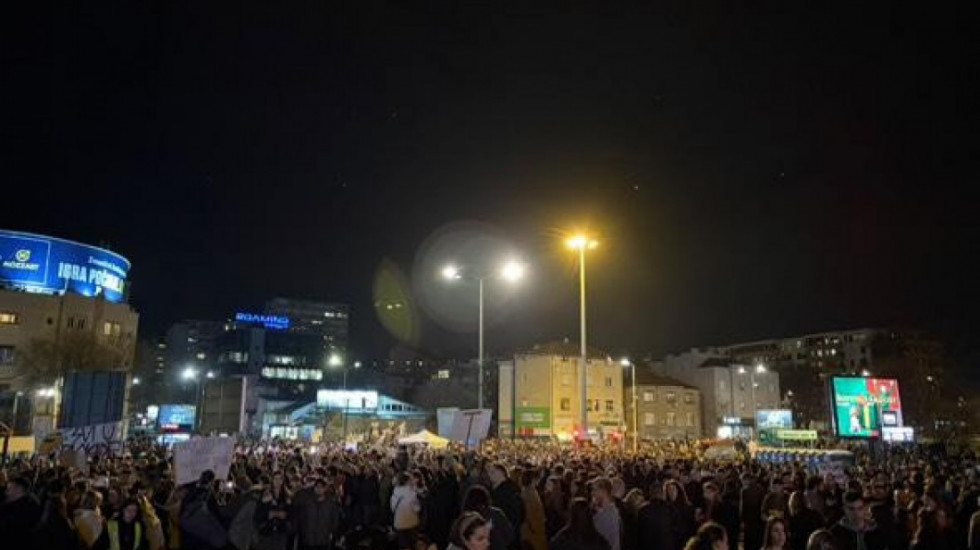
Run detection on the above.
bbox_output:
[235,312,290,330]
[0,230,130,303]
[158,404,196,433]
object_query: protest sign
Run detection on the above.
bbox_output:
[448,409,493,448]
[59,448,88,473]
[59,421,125,455]
[174,437,235,485]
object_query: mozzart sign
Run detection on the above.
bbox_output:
[234,312,290,330]
[0,230,130,303]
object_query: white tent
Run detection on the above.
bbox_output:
[397,429,449,449]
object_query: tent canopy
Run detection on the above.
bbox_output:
[397,429,448,449]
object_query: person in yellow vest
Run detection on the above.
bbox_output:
[94,499,148,550]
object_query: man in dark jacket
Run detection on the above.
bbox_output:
[829,491,887,550]
[740,473,766,550]
[487,463,525,548]
[0,476,41,549]
[292,478,340,550]
[637,480,674,550]
[703,480,739,549]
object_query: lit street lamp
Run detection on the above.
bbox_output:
[441,259,526,410]
[566,233,598,438]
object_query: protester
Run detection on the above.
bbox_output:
[683,521,728,550]
[95,498,148,550]
[392,471,423,550]
[549,498,610,550]
[448,511,491,550]
[462,484,513,550]
[0,475,41,548]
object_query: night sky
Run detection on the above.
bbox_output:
[3,4,976,364]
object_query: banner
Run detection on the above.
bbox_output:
[174,437,236,485]
[59,421,125,455]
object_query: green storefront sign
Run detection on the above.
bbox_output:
[516,407,551,429]
[776,429,818,441]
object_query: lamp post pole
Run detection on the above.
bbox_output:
[478,277,485,410]
[631,362,638,453]
[578,245,588,438]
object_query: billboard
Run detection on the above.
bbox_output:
[756,409,793,429]
[0,230,130,303]
[317,390,378,410]
[831,377,903,438]
[516,407,551,429]
[882,427,914,442]
[158,404,196,433]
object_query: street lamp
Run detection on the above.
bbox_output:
[566,233,598,438]
[621,357,638,453]
[441,259,526,410]
[181,366,198,381]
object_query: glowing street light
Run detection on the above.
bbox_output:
[328,353,343,368]
[181,367,198,381]
[132,377,141,386]
[439,259,527,409]
[206,371,216,379]
[441,265,462,280]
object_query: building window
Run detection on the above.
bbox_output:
[196,352,206,360]
[437,369,450,379]
[560,398,570,411]
[686,412,694,427]
[0,312,18,325]
[644,412,655,426]
[102,321,121,337]
[0,346,14,365]
[643,391,654,402]
[605,400,614,412]
[683,392,694,404]
[666,412,676,426]
[604,376,612,387]
[666,391,677,405]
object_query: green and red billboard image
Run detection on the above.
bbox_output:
[831,377,902,438]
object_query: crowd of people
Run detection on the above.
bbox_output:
[0,436,978,550]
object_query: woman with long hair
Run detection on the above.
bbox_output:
[683,522,728,550]
[761,517,789,550]
[667,479,697,547]
[804,529,838,550]
[548,498,610,550]
[447,511,491,550]
[75,490,105,549]
[462,485,513,550]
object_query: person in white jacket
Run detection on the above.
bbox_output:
[391,472,422,550]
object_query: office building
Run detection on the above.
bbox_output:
[265,297,348,357]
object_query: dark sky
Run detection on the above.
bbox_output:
[2,4,977,362]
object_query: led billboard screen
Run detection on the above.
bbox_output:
[831,377,902,438]
[158,404,196,433]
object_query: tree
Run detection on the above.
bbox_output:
[14,330,135,388]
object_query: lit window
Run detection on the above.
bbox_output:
[196,352,206,360]
[0,346,14,365]
[686,412,694,427]
[666,392,677,405]
[437,369,450,379]
[102,321,121,337]
[644,413,655,426]
[666,412,676,426]
[643,391,654,402]
[0,312,18,325]
[683,392,694,404]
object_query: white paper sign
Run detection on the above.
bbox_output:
[59,422,125,455]
[448,409,492,446]
[174,437,236,485]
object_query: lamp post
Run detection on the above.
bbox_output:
[621,358,638,453]
[566,234,598,439]
[181,366,201,431]
[442,260,525,410]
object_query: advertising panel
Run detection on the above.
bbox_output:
[831,377,903,438]
[0,230,130,303]
[516,407,551,429]
[317,390,379,410]
[882,427,914,442]
[756,409,793,429]
[158,404,197,433]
